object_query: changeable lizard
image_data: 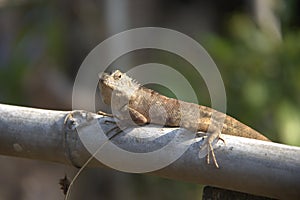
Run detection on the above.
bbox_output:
[99,70,270,168]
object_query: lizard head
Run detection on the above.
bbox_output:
[99,70,140,105]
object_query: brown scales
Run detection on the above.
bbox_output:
[128,86,269,141]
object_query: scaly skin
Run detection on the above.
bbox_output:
[99,70,270,167]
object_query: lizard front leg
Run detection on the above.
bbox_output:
[97,105,148,136]
[127,107,148,125]
[102,104,148,128]
[98,104,148,125]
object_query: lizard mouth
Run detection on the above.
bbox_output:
[99,78,105,84]
[99,73,113,90]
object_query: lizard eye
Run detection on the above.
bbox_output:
[114,73,122,80]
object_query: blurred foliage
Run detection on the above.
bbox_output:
[0,2,67,104]
[280,0,300,32]
[132,175,202,200]
[202,14,300,146]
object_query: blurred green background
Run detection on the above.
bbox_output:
[0,0,299,199]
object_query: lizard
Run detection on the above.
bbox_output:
[99,70,270,168]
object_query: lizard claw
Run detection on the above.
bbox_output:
[97,110,114,118]
[206,141,219,168]
[105,126,123,139]
[218,134,226,146]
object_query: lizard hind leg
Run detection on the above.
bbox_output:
[199,131,224,168]
[207,139,219,168]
